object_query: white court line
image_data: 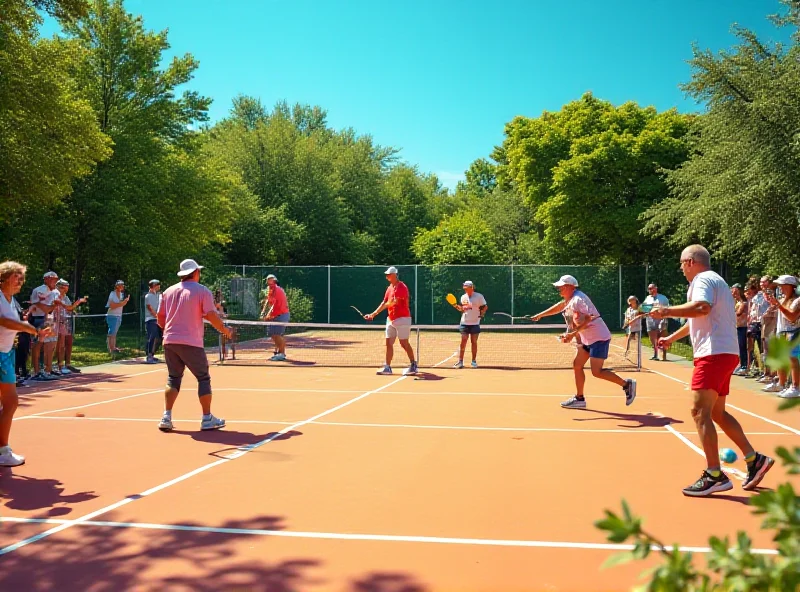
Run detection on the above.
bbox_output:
[0,517,778,555]
[14,389,164,420]
[647,367,800,436]
[23,415,791,436]
[0,361,425,556]
[664,424,748,481]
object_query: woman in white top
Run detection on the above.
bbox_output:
[622,295,642,356]
[54,279,87,374]
[765,275,800,398]
[106,280,129,354]
[0,261,52,466]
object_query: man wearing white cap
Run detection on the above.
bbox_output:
[531,274,636,409]
[28,271,60,381]
[156,259,232,432]
[453,280,487,368]
[364,266,417,375]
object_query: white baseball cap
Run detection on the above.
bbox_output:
[775,274,798,286]
[553,275,578,287]
[463,280,474,287]
[177,258,204,277]
[384,266,398,275]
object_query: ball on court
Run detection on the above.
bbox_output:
[75,413,85,417]
[719,448,737,463]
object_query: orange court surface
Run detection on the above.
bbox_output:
[1,341,798,591]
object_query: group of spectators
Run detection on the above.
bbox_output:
[622,275,800,399]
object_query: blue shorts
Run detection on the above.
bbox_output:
[459,324,480,335]
[106,315,122,336]
[582,339,610,360]
[0,349,15,384]
[268,313,289,336]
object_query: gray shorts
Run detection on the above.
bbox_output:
[164,343,211,396]
[386,316,412,341]
[646,317,666,332]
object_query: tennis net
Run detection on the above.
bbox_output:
[205,320,641,371]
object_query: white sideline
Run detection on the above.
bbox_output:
[0,517,778,555]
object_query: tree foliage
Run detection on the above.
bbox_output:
[641,1,800,272]
[497,93,693,264]
[411,209,501,264]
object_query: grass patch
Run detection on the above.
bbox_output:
[69,326,144,367]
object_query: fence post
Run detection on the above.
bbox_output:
[327,265,331,324]
[618,264,623,329]
[414,265,418,323]
[510,264,515,325]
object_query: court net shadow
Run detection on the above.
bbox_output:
[0,472,98,514]
[570,409,683,428]
[0,513,430,592]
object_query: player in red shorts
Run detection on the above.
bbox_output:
[650,244,774,496]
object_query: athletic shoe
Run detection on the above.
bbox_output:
[0,446,25,467]
[66,365,81,373]
[60,368,71,375]
[778,386,800,399]
[453,360,464,369]
[269,353,286,361]
[402,361,418,376]
[742,453,774,490]
[682,470,733,497]
[762,381,783,393]
[376,365,392,375]
[471,360,478,368]
[158,415,173,432]
[560,395,586,409]
[624,379,637,406]
[201,414,225,431]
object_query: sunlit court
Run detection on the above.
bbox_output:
[4,0,800,589]
[1,322,797,590]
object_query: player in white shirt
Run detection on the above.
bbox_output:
[0,261,53,466]
[452,280,487,368]
[531,275,636,409]
[651,244,774,496]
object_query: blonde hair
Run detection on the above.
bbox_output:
[0,261,27,286]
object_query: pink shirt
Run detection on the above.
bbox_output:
[157,280,216,348]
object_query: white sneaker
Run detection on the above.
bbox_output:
[0,445,25,467]
[201,414,225,430]
[453,360,464,369]
[763,381,783,393]
[158,415,173,432]
[778,386,800,399]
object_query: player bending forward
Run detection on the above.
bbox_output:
[531,275,636,409]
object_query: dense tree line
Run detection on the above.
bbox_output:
[2,0,798,305]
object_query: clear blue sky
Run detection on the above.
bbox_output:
[41,0,792,190]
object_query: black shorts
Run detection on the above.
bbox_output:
[164,343,211,396]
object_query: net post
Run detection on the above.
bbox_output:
[416,326,421,366]
[414,265,418,323]
[327,265,331,324]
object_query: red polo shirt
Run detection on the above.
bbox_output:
[384,281,411,320]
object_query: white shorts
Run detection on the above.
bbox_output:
[386,316,412,340]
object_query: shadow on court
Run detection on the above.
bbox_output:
[0,512,431,591]
[570,409,683,428]
[0,472,98,513]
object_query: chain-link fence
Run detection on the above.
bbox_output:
[209,263,694,331]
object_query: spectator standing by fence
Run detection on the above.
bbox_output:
[106,280,129,354]
[144,280,163,363]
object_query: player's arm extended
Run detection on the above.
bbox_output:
[530,300,567,322]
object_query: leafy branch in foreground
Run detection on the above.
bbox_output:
[595,335,800,591]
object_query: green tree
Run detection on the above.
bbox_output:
[0,0,111,221]
[640,1,800,272]
[497,93,692,264]
[51,0,234,293]
[412,209,501,264]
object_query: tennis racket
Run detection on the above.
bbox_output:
[350,305,365,317]
[493,312,531,321]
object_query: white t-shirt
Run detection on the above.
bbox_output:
[564,290,611,345]
[644,293,669,310]
[460,292,487,325]
[776,298,800,334]
[29,284,56,317]
[144,292,161,322]
[106,291,125,317]
[686,270,739,358]
[0,292,21,353]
